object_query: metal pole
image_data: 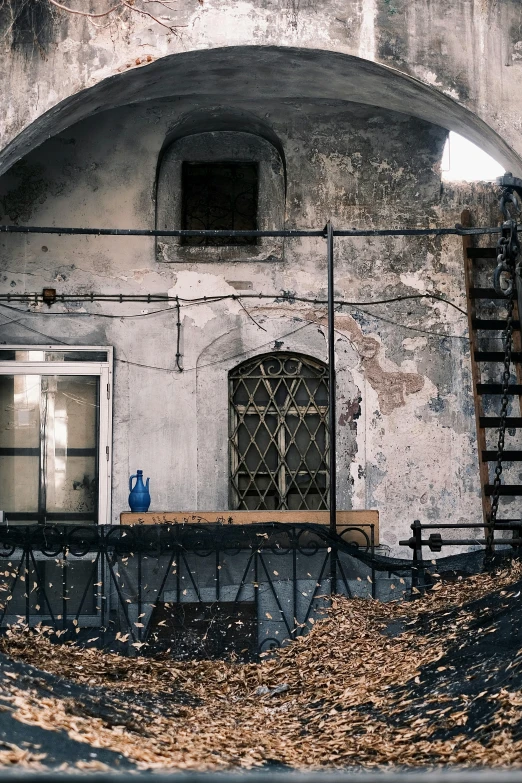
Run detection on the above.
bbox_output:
[326,222,337,595]
[411,519,424,597]
[0,223,510,237]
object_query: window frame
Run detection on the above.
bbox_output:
[228,353,330,511]
[155,131,284,263]
[0,345,113,526]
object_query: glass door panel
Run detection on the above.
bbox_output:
[0,375,40,512]
[0,375,100,524]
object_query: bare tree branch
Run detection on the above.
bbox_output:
[45,0,188,33]
[121,0,186,32]
[46,0,122,19]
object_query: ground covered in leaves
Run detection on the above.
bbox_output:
[1,562,522,770]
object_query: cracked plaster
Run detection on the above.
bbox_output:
[0,91,500,554]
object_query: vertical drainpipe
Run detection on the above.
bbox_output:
[326,222,337,595]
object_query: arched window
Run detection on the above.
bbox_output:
[155,129,284,262]
[229,353,329,511]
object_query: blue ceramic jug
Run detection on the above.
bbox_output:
[129,470,151,512]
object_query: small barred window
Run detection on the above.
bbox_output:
[181,162,258,246]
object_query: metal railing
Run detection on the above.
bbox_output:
[400,519,522,592]
[0,522,382,657]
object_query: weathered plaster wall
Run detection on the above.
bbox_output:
[1,0,522,175]
[0,96,500,555]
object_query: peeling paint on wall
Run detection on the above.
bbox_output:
[0,93,500,554]
[263,306,426,414]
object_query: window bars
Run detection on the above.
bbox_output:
[181,162,259,246]
[229,354,329,511]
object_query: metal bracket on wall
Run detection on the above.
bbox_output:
[497,173,522,198]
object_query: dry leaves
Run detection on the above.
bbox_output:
[0,562,522,770]
[0,741,46,768]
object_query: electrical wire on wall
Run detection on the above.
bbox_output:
[0,218,497,372]
[0,288,470,375]
[0,291,469,315]
[0,223,513,238]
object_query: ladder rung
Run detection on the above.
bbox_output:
[479,417,522,428]
[482,450,522,461]
[477,383,522,395]
[467,247,497,259]
[485,485,522,496]
[470,287,510,300]
[473,319,521,330]
[475,351,522,362]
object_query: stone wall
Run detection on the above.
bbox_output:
[1,0,522,176]
[0,96,502,555]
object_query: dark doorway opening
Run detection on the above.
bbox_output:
[147,601,258,660]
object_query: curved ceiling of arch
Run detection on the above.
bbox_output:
[156,106,289,195]
[1,45,520,177]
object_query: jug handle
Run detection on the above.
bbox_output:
[129,474,137,492]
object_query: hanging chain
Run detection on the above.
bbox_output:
[489,196,521,553]
[488,294,515,527]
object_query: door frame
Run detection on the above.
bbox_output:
[0,346,113,525]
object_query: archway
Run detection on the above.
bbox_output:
[1,46,520,178]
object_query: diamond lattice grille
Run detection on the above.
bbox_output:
[229,354,329,510]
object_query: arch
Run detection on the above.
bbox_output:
[229,352,329,511]
[155,107,288,197]
[0,46,520,178]
[193,315,358,511]
[155,126,285,262]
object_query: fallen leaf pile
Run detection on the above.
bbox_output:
[0,741,46,769]
[1,561,522,769]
